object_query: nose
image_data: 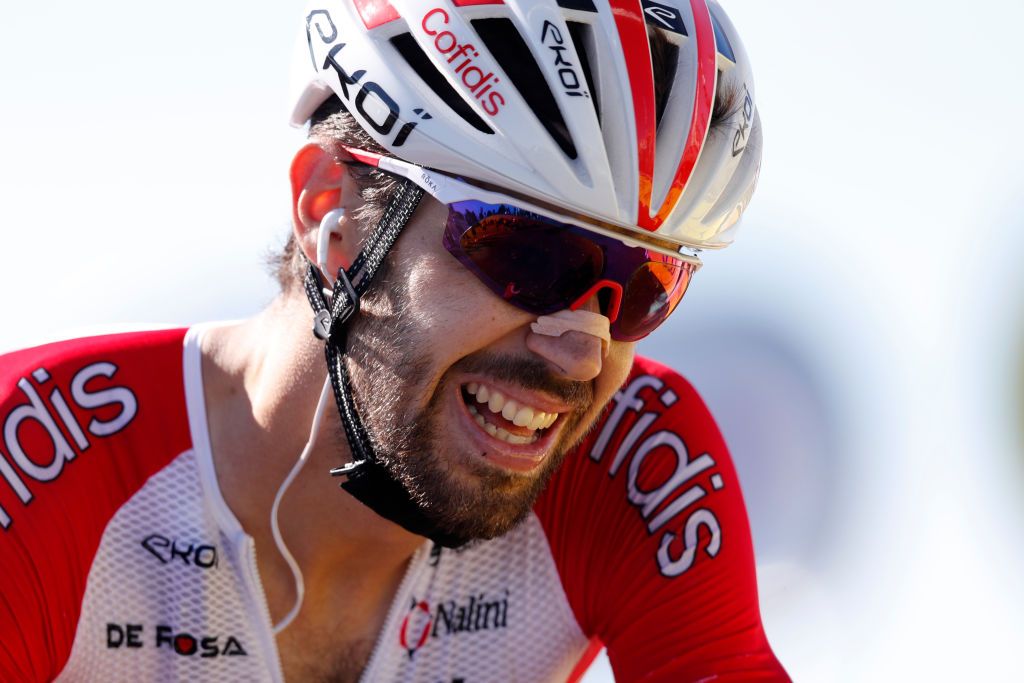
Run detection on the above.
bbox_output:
[525,298,608,382]
[526,329,604,381]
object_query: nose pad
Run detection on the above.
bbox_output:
[526,329,604,382]
[527,309,611,382]
[570,279,623,322]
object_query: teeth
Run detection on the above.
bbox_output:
[464,382,561,438]
[501,400,518,421]
[513,406,534,427]
[469,403,546,444]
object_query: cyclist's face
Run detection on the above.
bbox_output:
[342,198,635,542]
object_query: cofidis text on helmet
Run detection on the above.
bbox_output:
[421,8,506,117]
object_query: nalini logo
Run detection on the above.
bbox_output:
[398,590,510,658]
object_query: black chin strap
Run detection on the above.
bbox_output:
[302,178,423,472]
[301,179,466,549]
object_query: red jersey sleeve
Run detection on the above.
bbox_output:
[535,355,789,682]
[0,330,192,682]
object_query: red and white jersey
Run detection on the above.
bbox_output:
[0,327,788,682]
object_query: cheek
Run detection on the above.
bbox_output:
[403,251,513,350]
[594,343,636,406]
[391,199,530,355]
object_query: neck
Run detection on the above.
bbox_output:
[200,292,424,617]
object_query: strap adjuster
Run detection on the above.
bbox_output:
[310,267,361,342]
[312,310,332,340]
[330,460,365,477]
[329,267,360,336]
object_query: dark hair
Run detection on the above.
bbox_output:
[271,27,730,292]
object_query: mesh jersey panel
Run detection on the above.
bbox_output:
[56,450,279,682]
[361,515,589,682]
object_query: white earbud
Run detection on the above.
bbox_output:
[317,208,346,279]
[272,208,346,634]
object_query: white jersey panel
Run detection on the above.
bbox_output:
[55,449,280,682]
[363,513,590,683]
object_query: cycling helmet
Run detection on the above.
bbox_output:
[290,0,762,251]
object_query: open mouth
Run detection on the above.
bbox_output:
[459,382,562,446]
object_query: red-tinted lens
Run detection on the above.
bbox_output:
[458,214,604,313]
[445,200,695,340]
[613,258,694,341]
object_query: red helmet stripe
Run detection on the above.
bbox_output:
[352,0,400,30]
[650,0,716,227]
[609,0,658,231]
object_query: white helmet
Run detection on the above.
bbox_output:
[290,0,761,251]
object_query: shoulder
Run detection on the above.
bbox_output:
[0,327,193,529]
[0,327,196,680]
[1,327,190,377]
[0,327,191,406]
[533,355,787,679]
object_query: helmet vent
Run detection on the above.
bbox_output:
[566,21,601,124]
[470,18,579,161]
[390,33,495,135]
[649,28,679,131]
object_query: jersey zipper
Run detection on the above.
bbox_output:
[243,536,287,683]
[358,542,430,682]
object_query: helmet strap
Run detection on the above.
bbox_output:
[301,179,466,549]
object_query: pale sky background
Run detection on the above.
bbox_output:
[2,1,1024,681]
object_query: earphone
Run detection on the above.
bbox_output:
[317,208,346,281]
[270,206,346,634]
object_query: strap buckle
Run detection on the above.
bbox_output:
[330,267,360,334]
[311,268,361,342]
[330,460,365,477]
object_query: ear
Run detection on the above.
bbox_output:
[290,143,361,276]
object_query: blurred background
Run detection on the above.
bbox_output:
[2,1,1023,680]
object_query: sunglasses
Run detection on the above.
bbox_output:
[443,200,695,341]
[340,147,702,342]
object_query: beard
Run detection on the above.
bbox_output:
[342,270,594,544]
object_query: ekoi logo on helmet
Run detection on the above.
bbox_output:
[731,85,754,158]
[305,9,433,148]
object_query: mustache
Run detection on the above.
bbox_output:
[452,352,593,409]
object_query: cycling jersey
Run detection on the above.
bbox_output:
[0,326,788,682]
